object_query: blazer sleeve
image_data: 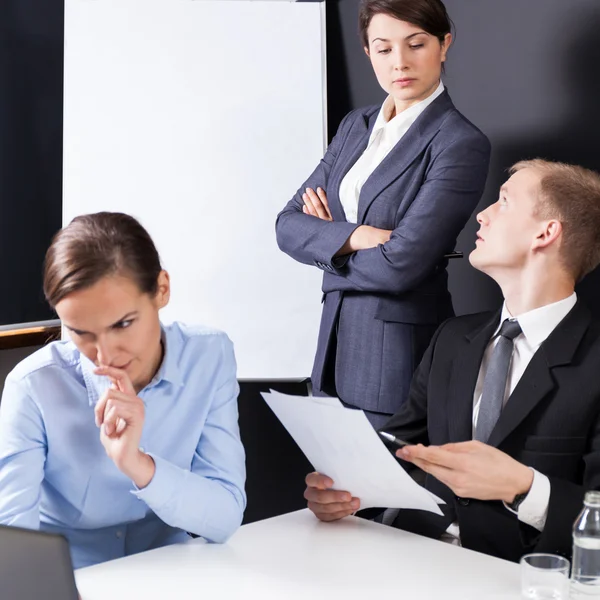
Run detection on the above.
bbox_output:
[275,111,361,271]
[322,132,491,295]
[532,415,600,558]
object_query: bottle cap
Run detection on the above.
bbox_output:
[584,491,600,507]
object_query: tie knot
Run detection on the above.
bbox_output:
[499,318,522,341]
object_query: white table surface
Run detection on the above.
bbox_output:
[75,509,522,599]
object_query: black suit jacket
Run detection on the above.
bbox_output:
[383,300,600,562]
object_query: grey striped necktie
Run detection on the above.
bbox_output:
[475,319,522,443]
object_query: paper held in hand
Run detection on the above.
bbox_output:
[261,390,444,514]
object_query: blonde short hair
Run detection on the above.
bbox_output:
[510,159,600,281]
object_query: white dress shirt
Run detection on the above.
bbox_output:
[338,81,445,223]
[443,293,578,545]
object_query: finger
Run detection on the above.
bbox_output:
[316,187,332,220]
[94,366,136,396]
[440,441,478,454]
[306,496,358,514]
[95,388,140,427]
[307,502,357,522]
[302,193,318,217]
[305,187,328,220]
[102,400,139,436]
[305,472,334,490]
[102,405,120,437]
[304,486,352,505]
[103,404,127,437]
[95,390,109,427]
[401,444,461,469]
[302,205,308,214]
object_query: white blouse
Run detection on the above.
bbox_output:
[338,81,445,223]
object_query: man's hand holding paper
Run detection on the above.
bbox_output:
[261,391,444,518]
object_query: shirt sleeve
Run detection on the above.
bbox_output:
[131,336,246,543]
[0,376,46,529]
[504,468,550,532]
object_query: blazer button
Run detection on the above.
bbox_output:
[456,497,470,506]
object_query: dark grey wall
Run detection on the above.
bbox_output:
[327,0,600,316]
[0,1,63,325]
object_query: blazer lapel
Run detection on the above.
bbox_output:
[487,301,591,448]
[335,113,373,191]
[327,111,374,222]
[356,91,455,224]
[447,311,501,443]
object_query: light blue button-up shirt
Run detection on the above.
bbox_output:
[0,322,246,568]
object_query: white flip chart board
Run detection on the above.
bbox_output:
[64,0,327,379]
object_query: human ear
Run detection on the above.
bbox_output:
[154,270,171,309]
[533,220,562,250]
[440,33,452,62]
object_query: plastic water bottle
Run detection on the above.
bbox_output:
[571,491,600,597]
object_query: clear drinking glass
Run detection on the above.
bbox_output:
[520,553,570,599]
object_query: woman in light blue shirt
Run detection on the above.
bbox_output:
[0,212,246,568]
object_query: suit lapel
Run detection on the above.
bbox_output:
[334,112,373,192]
[327,110,373,223]
[487,301,591,448]
[356,91,455,224]
[447,311,501,443]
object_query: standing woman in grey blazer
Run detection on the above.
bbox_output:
[276,0,490,428]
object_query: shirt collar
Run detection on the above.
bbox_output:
[371,80,445,137]
[496,292,578,348]
[80,323,184,406]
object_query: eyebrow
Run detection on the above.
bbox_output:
[64,311,138,335]
[371,32,428,44]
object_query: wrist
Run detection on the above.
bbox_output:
[120,450,156,489]
[348,226,366,252]
[505,465,534,504]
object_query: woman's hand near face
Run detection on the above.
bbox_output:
[302,187,332,221]
[94,366,156,489]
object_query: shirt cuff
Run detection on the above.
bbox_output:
[504,468,550,532]
[130,453,179,510]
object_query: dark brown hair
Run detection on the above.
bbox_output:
[510,159,600,281]
[358,0,453,48]
[44,212,163,307]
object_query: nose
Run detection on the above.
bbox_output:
[476,208,490,226]
[95,336,115,367]
[392,47,409,71]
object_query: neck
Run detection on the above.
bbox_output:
[392,79,440,117]
[494,267,575,317]
[135,339,164,394]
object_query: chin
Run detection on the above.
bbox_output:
[469,250,486,271]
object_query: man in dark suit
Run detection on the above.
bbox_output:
[304,158,600,562]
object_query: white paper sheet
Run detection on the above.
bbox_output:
[262,391,444,514]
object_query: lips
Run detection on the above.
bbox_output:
[113,360,132,370]
[393,78,416,85]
